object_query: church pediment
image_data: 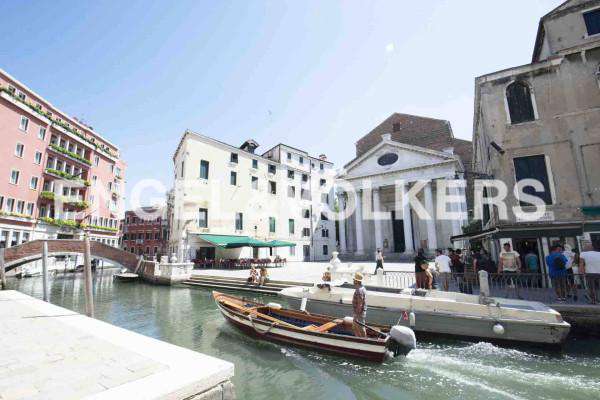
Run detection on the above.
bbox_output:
[340,140,457,179]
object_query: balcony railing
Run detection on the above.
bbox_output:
[44,168,91,186]
[48,144,92,166]
[0,86,118,159]
[39,191,89,210]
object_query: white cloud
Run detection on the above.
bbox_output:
[385,42,395,53]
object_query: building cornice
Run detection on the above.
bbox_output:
[0,67,120,151]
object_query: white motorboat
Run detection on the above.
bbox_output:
[279,284,571,347]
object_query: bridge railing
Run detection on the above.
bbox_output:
[376,271,599,305]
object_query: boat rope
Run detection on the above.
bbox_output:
[248,314,277,335]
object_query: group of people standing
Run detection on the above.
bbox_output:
[371,241,600,304]
[544,242,600,303]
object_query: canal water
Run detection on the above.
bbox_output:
[7,269,600,400]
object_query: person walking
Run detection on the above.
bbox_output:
[580,243,600,304]
[546,244,568,301]
[351,272,367,337]
[374,248,384,275]
[434,249,452,291]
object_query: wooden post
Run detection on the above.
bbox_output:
[0,248,6,290]
[42,241,49,302]
[83,234,94,318]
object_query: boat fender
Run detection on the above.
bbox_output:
[388,325,416,356]
[300,297,308,312]
[266,302,282,310]
[409,311,416,327]
[493,323,505,335]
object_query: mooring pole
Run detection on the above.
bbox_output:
[83,233,95,318]
[0,247,6,290]
[42,241,49,302]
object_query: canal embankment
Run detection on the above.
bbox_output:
[0,290,234,400]
[185,262,600,336]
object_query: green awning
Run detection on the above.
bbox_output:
[199,234,252,248]
[197,234,273,248]
[266,240,296,247]
[582,206,600,217]
[246,238,272,248]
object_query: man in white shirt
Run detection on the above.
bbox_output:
[435,249,452,291]
[580,243,600,304]
[499,243,521,273]
[499,242,522,297]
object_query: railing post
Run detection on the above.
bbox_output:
[83,234,95,318]
[0,247,6,290]
[478,270,489,298]
[42,241,49,302]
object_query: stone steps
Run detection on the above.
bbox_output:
[338,253,415,262]
[183,275,311,295]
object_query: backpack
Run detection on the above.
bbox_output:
[553,256,566,270]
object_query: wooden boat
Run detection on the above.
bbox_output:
[113,269,139,282]
[213,291,415,362]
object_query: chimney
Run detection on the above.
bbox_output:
[240,139,259,154]
[319,154,327,161]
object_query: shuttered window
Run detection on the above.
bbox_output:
[198,208,208,228]
[506,81,535,124]
[513,155,552,205]
[200,160,209,179]
[235,212,243,230]
[269,217,276,233]
[584,8,600,36]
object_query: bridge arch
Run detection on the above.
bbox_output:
[2,240,141,272]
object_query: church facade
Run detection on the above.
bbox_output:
[336,113,472,259]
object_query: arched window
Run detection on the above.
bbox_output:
[506,81,535,124]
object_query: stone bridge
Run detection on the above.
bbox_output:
[1,240,141,272]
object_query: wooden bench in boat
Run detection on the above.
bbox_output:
[303,320,343,333]
[217,294,344,333]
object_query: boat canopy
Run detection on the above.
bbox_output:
[197,234,279,248]
[265,240,296,247]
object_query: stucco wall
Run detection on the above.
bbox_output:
[171,133,337,261]
[475,46,600,223]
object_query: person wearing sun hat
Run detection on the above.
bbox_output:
[352,272,367,337]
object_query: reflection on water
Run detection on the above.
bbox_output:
[7,270,600,400]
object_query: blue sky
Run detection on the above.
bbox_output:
[0,0,563,207]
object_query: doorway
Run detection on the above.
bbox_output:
[303,245,310,261]
[391,211,406,253]
[197,247,215,260]
[591,233,600,251]
[514,239,539,269]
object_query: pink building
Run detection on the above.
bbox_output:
[0,68,126,250]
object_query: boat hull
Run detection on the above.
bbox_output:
[284,296,570,347]
[214,298,400,362]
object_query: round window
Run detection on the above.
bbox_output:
[377,153,398,166]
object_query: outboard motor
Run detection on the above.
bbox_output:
[386,325,416,357]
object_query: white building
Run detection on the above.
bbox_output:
[336,114,471,259]
[169,131,337,262]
